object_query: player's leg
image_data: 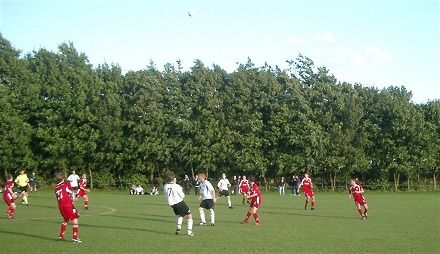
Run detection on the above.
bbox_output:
[363,203,368,218]
[59,220,68,240]
[311,195,315,210]
[304,194,310,209]
[227,195,233,208]
[176,215,184,234]
[198,206,206,225]
[242,206,253,223]
[355,203,364,218]
[209,208,215,226]
[72,218,81,242]
[252,207,260,225]
[186,213,194,236]
[84,194,89,209]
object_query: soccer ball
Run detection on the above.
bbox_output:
[188,10,195,17]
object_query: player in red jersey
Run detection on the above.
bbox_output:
[241,175,262,225]
[74,174,90,210]
[55,172,81,242]
[239,175,250,204]
[348,178,368,220]
[3,174,21,219]
[298,172,315,210]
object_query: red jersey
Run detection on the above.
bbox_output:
[239,179,249,193]
[249,182,262,208]
[3,180,15,205]
[79,179,87,189]
[349,184,366,205]
[300,177,312,190]
[55,181,74,207]
[3,180,14,197]
[76,179,87,197]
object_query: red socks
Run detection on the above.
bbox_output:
[60,222,67,238]
[73,224,79,240]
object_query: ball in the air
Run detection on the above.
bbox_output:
[188,10,195,17]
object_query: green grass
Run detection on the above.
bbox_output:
[1,189,439,253]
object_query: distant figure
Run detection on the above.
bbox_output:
[239,175,250,204]
[67,170,80,200]
[241,175,262,225]
[149,186,159,195]
[279,176,286,195]
[136,185,144,195]
[183,175,191,195]
[164,172,194,236]
[348,178,369,220]
[15,170,29,205]
[217,173,233,209]
[130,184,137,195]
[232,175,239,195]
[298,173,315,210]
[29,172,37,193]
[192,175,201,195]
[74,174,90,210]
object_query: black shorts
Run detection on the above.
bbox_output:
[18,186,28,193]
[172,201,191,217]
[219,190,230,197]
[199,199,214,210]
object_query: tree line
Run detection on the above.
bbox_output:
[1,34,439,190]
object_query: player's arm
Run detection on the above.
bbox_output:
[211,187,217,202]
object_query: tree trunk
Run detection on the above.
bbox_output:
[434,170,437,190]
[393,172,400,191]
[407,178,410,190]
[88,161,93,189]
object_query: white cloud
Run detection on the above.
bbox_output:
[353,55,366,65]
[316,32,336,43]
[287,35,305,44]
[366,47,391,63]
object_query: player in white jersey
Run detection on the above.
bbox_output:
[198,172,216,226]
[164,172,194,236]
[217,173,233,209]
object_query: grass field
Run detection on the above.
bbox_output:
[1,189,439,254]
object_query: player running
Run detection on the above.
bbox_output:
[241,175,262,225]
[348,178,369,220]
[3,174,21,219]
[74,174,90,210]
[239,175,250,205]
[55,172,82,242]
[298,172,315,210]
[164,172,194,236]
[217,173,233,209]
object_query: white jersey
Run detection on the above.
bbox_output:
[200,180,214,200]
[217,179,230,191]
[67,174,80,187]
[164,183,185,206]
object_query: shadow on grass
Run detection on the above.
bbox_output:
[79,222,170,235]
[262,210,357,220]
[0,229,55,241]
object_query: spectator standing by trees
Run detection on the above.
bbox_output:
[29,172,37,193]
[192,175,201,195]
[183,175,190,195]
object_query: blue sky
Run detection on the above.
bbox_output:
[1,0,439,103]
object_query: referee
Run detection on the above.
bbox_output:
[15,170,29,206]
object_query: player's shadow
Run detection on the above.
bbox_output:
[0,229,56,242]
[79,222,170,235]
[102,213,173,223]
[263,210,357,220]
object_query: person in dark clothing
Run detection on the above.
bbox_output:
[192,174,201,195]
